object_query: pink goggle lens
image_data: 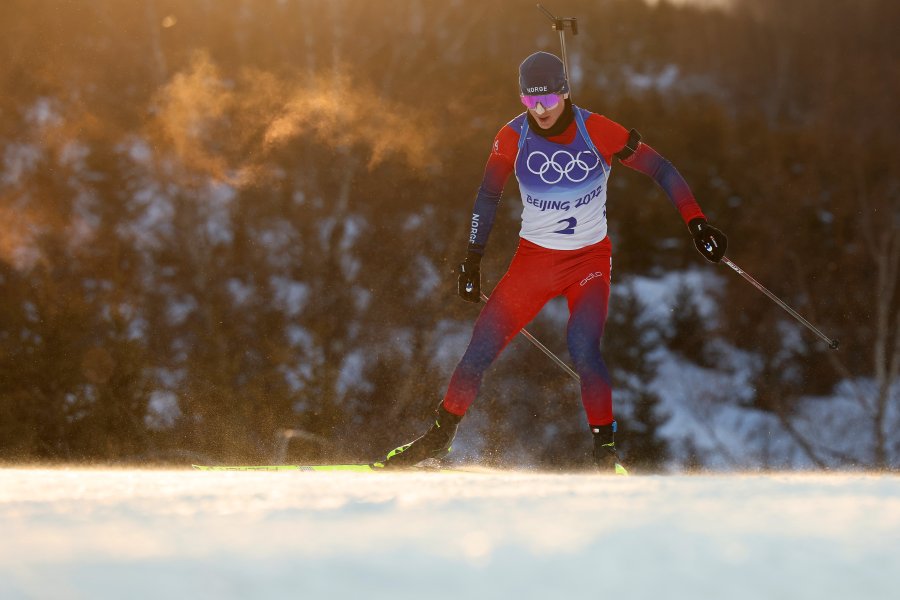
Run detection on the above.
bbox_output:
[520,93,563,110]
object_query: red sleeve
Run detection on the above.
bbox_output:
[583,114,631,166]
[621,143,706,226]
[467,123,519,251]
[491,124,519,170]
[585,113,705,226]
[479,124,518,196]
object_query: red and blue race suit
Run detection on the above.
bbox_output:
[444,106,705,427]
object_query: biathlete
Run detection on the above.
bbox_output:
[382,52,727,473]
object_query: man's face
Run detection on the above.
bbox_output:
[523,93,568,129]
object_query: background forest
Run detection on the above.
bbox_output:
[0,0,897,471]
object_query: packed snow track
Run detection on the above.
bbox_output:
[1,468,897,599]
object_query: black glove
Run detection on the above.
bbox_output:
[689,218,727,263]
[457,251,482,303]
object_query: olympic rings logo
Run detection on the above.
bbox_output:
[526,150,600,184]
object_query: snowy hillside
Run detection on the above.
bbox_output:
[2,468,897,599]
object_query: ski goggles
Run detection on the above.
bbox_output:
[520,93,563,111]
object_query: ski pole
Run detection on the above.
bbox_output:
[480,291,582,383]
[537,4,578,99]
[720,256,840,350]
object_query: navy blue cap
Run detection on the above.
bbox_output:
[518,52,569,95]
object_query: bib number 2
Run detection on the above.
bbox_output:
[553,217,577,235]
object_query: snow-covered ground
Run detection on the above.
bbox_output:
[1,468,898,599]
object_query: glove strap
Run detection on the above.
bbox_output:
[464,247,483,268]
[688,217,708,236]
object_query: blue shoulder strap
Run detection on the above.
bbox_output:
[518,114,529,151]
[574,107,610,173]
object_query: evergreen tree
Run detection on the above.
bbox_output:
[666,281,713,368]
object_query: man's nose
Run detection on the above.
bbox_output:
[534,103,546,115]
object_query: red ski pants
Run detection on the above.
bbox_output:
[442,236,614,426]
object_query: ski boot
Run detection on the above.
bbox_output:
[382,405,463,469]
[592,421,628,476]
